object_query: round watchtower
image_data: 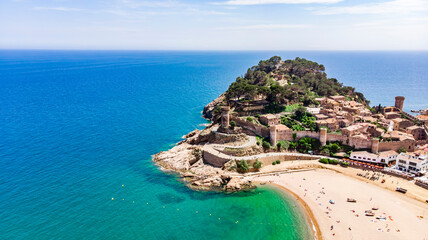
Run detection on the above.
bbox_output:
[270,125,277,147]
[371,138,379,154]
[221,106,230,129]
[395,96,405,111]
[320,128,327,146]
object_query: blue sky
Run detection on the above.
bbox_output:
[1,0,428,50]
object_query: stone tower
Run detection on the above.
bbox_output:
[221,106,230,129]
[270,125,277,146]
[395,96,405,111]
[320,128,327,146]
[371,138,379,154]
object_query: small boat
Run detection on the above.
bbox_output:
[396,187,407,194]
[347,198,357,203]
[329,200,335,204]
[376,215,386,220]
[365,212,375,217]
[372,207,379,210]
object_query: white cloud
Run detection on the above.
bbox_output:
[213,0,342,5]
[33,7,84,12]
[313,0,428,15]
[218,23,310,30]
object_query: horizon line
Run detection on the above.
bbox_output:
[1,48,428,52]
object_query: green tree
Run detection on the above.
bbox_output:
[237,160,249,173]
[293,106,307,121]
[253,160,262,170]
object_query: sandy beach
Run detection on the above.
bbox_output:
[253,166,428,240]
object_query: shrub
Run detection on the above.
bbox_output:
[277,140,290,151]
[340,161,350,167]
[319,158,329,164]
[272,162,277,165]
[247,117,253,122]
[237,160,249,173]
[397,147,406,154]
[328,159,339,165]
[275,160,280,164]
[262,141,271,149]
[253,160,262,170]
[230,120,237,129]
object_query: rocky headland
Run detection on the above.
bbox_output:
[153,122,258,191]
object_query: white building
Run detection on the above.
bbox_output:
[350,150,398,165]
[395,151,428,175]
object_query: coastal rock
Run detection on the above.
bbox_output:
[225,177,254,191]
[202,94,226,120]
[184,129,200,139]
[153,143,195,171]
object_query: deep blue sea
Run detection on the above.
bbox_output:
[0,50,427,240]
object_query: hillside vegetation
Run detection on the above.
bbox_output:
[225,56,368,108]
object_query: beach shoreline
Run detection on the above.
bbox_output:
[252,168,428,240]
[262,182,323,240]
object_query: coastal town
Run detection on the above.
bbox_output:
[153,57,428,240]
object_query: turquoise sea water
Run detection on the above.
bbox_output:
[0,51,427,240]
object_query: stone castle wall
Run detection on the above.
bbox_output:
[348,136,372,149]
[230,115,426,153]
[203,148,231,167]
[230,116,270,138]
[378,141,415,152]
[326,133,348,144]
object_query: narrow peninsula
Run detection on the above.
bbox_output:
[153,56,428,239]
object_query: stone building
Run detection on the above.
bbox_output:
[406,126,427,140]
[315,118,338,130]
[329,95,346,102]
[385,112,401,119]
[259,114,281,126]
[392,118,413,131]
[342,124,361,136]
[367,125,385,138]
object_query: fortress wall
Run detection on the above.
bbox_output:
[295,131,320,140]
[230,116,270,138]
[276,131,294,141]
[326,133,348,144]
[276,130,319,142]
[203,149,230,168]
[261,128,270,138]
[348,136,372,149]
[378,141,415,152]
[204,146,320,168]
